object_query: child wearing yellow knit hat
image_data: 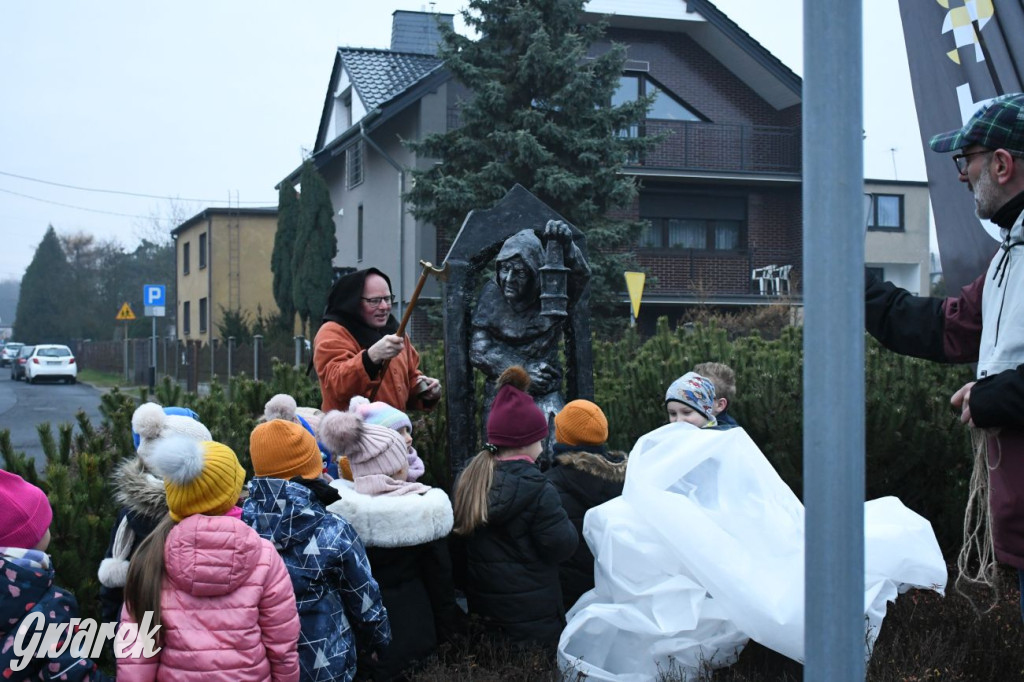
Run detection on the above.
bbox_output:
[119,437,300,681]
[545,399,628,610]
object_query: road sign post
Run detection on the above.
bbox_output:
[624,271,646,328]
[143,285,166,392]
[116,302,136,383]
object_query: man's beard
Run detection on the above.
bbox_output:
[973,166,1002,220]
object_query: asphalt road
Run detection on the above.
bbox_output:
[0,368,105,470]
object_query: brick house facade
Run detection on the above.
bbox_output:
[283,1,806,337]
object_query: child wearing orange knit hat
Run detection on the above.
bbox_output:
[0,470,111,681]
[263,393,354,481]
[545,399,628,610]
[242,417,391,682]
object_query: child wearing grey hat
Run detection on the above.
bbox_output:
[665,372,718,428]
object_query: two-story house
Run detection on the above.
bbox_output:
[282,1,928,334]
[172,207,279,344]
[278,10,456,337]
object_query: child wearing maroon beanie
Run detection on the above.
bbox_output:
[0,470,111,681]
[452,366,578,651]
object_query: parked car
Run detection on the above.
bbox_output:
[1,342,23,367]
[10,345,34,381]
[25,344,77,384]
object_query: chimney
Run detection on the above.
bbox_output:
[390,10,454,54]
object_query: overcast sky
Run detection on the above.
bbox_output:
[0,0,922,283]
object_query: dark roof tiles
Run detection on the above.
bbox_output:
[339,48,442,111]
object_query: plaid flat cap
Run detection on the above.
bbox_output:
[930,93,1024,153]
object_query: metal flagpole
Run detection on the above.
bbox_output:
[803,0,865,678]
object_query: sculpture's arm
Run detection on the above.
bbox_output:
[542,220,590,300]
[470,328,527,379]
[470,328,560,395]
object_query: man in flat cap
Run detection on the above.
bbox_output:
[864,93,1024,618]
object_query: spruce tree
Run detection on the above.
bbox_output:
[14,226,75,343]
[292,162,338,337]
[272,183,300,332]
[406,0,654,328]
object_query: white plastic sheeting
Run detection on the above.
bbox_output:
[557,424,947,681]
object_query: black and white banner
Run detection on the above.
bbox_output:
[898,0,1024,290]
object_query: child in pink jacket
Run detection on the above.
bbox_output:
[117,437,300,682]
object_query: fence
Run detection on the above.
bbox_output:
[75,336,313,392]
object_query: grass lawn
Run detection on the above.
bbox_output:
[76,368,138,389]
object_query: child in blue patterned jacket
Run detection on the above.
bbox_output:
[243,403,391,682]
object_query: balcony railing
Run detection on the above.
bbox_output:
[638,120,801,175]
[445,108,801,176]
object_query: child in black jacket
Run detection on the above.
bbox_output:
[545,399,627,610]
[452,366,578,650]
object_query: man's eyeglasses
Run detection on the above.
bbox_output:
[953,149,991,174]
[361,295,396,308]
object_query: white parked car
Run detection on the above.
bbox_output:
[25,344,77,384]
[1,342,23,367]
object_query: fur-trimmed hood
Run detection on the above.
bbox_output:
[553,450,628,483]
[111,456,168,520]
[326,481,452,548]
[547,449,628,513]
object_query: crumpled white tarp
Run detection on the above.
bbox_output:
[556,423,947,682]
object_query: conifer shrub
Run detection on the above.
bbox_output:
[591,316,973,555]
[0,389,138,626]
[0,316,987,677]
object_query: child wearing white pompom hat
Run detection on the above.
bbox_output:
[118,437,300,681]
[98,402,213,621]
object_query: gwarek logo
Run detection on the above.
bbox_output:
[9,612,162,672]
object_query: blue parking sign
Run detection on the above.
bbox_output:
[144,284,166,317]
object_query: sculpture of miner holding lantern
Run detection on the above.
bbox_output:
[470,219,591,457]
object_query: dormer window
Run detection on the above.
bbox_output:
[335,84,354,133]
[341,87,353,129]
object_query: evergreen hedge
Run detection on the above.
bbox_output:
[0,320,975,636]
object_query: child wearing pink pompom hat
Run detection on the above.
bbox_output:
[317,410,465,679]
[1,470,111,680]
[348,395,425,482]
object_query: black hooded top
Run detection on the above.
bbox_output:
[321,267,399,349]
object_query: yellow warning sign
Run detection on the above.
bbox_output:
[624,271,646,319]
[116,302,136,321]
